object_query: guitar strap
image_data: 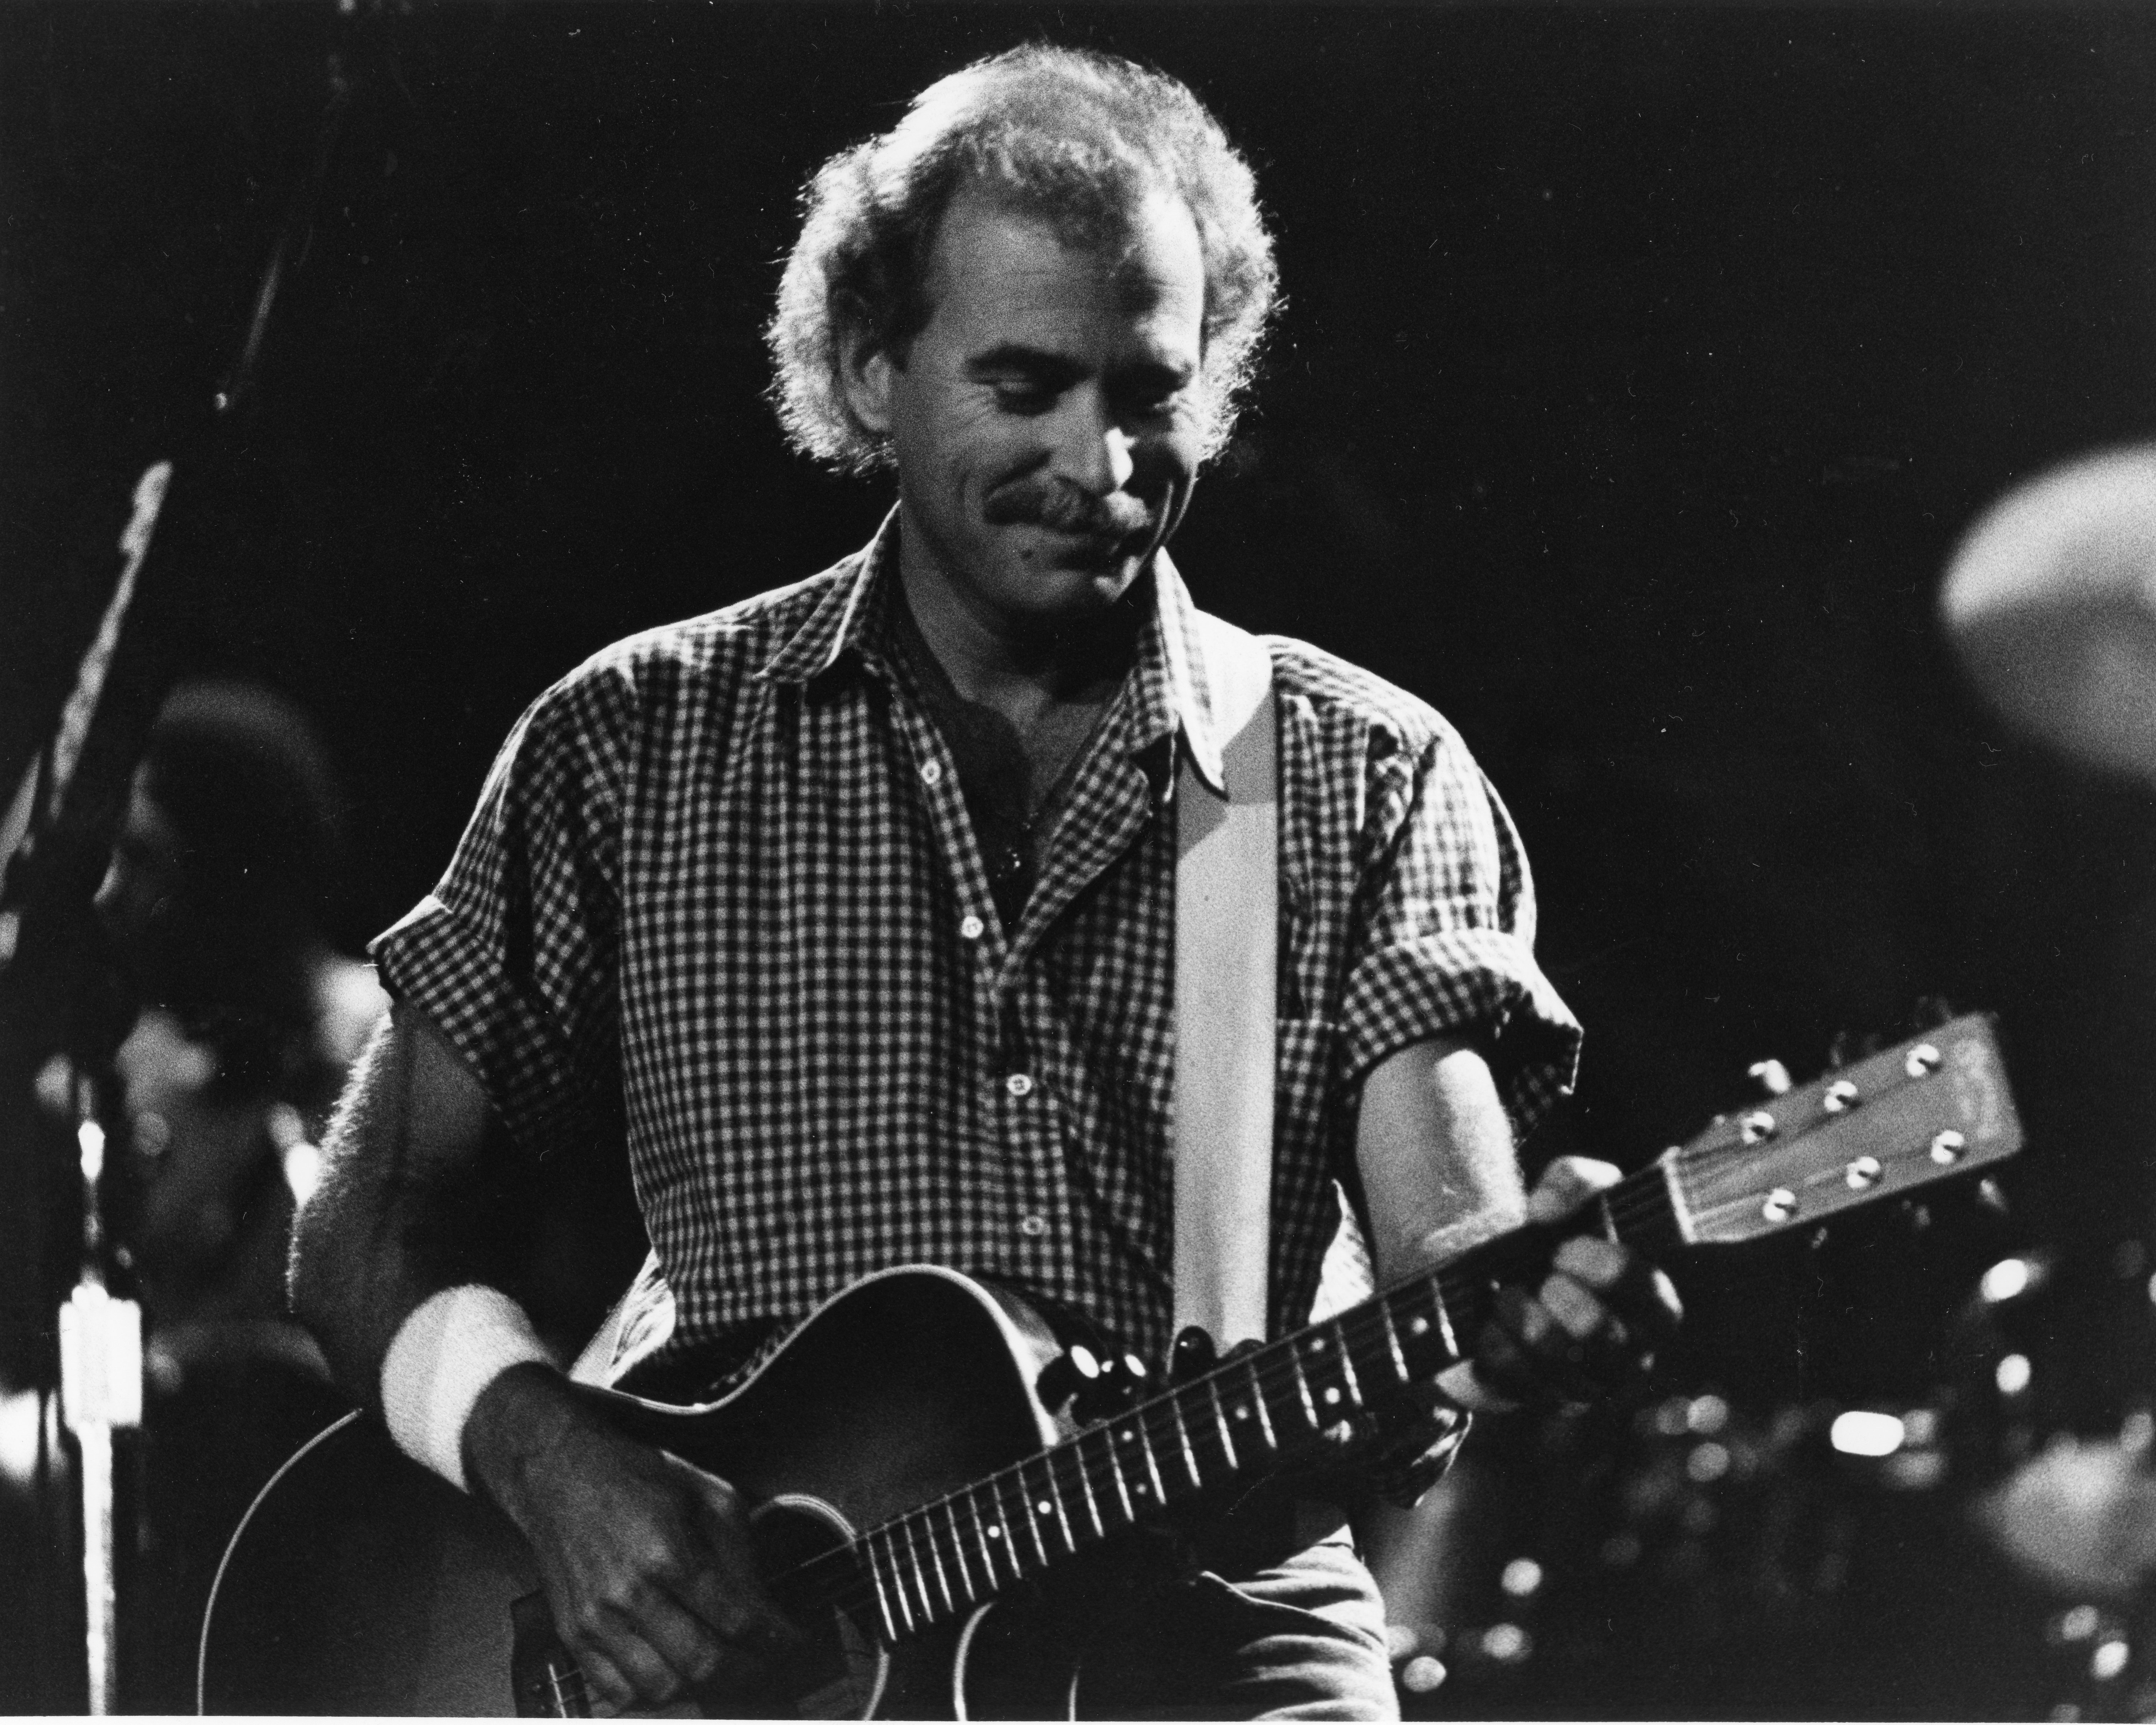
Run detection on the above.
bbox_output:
[1171,615,1278,1349]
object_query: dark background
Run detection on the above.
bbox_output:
[7,2,2156,1713]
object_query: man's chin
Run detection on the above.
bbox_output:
[1035,554,1149,612]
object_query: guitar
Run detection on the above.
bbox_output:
[197,1014,2022,1718]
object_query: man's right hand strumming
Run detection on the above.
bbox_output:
[292,1003,795,1716]
[462,1363,798,1715]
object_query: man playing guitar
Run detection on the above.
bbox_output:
[289,46,1680,1718]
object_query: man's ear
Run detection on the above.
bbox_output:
[835,298,895,437]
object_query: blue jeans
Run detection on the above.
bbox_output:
[1069,1529,1399,1720]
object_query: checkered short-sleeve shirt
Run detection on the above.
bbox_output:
[372,526,1581,1376]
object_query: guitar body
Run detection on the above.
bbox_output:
[199,1266,1086,1718]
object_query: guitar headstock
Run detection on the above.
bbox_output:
[1666,1013,2022,1246]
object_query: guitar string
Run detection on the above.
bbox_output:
[783,1167,1702,1625]
[772,1075,1934,1627]
[513,1073,1942,1685]
[774,1221,1610,1627]
[785,1185,1744,1630]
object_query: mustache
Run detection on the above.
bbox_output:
[984,477,1154,541]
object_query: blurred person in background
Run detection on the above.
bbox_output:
[93,678,384,1710]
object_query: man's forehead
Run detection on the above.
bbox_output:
[922,184,1205,341]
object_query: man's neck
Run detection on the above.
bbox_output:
[894,535,1141,724]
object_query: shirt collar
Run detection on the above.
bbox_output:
[755,513,1232,797]
[1138,548,1230,798]
[754,509,901,688]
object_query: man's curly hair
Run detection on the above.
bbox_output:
[768,45,1279,474]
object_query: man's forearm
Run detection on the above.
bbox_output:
[288,999,505,1411]
[1355,1034,1524,1283]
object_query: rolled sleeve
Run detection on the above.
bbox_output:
[1339,732,1581,1135]
[370,664,629,1160]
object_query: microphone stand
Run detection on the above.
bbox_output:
[0,45,354,1713]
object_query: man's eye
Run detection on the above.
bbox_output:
[1120,382,1188,419]
[990,381,1058,413]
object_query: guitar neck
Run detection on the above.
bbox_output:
[781,1167,1685,1644]
[790,1013,2021,1646]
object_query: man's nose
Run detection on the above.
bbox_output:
[1048,391,1135,494]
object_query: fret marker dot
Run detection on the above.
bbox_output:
[1324,1386,1342,1406]
[1036,1500,1052,1516]
[1233,1405,1250,1421]
[987,1526,1002,1540]
[1311,1337,1326,1352]
[1410,1317,1430,1337]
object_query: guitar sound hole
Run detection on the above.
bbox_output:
[747,1497,887,1720]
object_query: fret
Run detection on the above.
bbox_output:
[1075,1446,1108,1538]
[897,1518,936,1623]
[879,1529,917,1636]
[1132,1420,1169,1506]
[546,1662,584,1718]
[1243,1352,1278,1449]
[1170,1396,1204,1489]
[1035,1456,1076,1556]
[862,1531,899,1644]
[1378,1298,1410,1384]
[1407,1275,1459,1363]
[1288,1343,1320,1428]
[919,1512,955,1615]
[1335,1322,1363,1409]
[965,1490,1001,1586]
[987,1477,1025,1578]
[1433,1280,1460,1360]
[1207,1376,1239,1472]
[942,1500,975,1602]
[1098,1425,1136,1525]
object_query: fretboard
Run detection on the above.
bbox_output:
[776,1165,1685,1643]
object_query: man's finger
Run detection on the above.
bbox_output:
[678,1467,806,1654]
[1552,1236,1683,1341]
[617,1585,726,1691]
[579,1614,682,1713]
[1524,1154,1622,1225]
[1477,1285,1600,1403]
[1536,1266,1607,1342]
[576,1645,634,1718]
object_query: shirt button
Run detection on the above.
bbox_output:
[960,914,985,941]
[1019,1214,1049,1238]
[1005,1072,1035,1099]
[919,760,943,786]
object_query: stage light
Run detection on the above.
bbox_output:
[1830,1411,1906,1456]
[1981,1258,2033,1303]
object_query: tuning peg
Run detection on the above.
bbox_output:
[1809,1227,1831,1251]
[1036,1343,1104,1413]
[1978,1179,2010,1216]
[1911,996,1957,1031]
[1171,1326,1219,1383]
[1749,1060,1793,1098]
[1068,1351,1155,1425]
[1901,1200,1932,1233]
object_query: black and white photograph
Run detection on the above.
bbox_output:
[4,3,2156,1716]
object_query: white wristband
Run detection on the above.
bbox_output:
[380,1285,556,1493]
